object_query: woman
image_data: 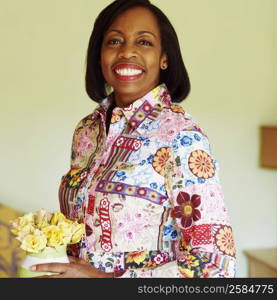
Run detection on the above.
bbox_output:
[31,0,236,277]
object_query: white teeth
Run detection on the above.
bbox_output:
[115,68,143,76]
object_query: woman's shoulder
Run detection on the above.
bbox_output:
[73,105,102,132]
[158,102,208,140]
[74,96,111,130]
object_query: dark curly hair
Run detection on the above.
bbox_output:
[85,0,190,103]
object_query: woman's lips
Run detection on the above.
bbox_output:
[113,63,145,81]
[114,72,144,81]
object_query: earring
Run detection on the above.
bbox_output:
[161,64,168,70]
[105,83,113,95]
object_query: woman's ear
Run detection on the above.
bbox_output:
[160,53,168,70]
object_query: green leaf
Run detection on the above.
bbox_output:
[107,258,114,263]
[105,262,113,268]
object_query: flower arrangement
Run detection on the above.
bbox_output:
[10,209,85,253]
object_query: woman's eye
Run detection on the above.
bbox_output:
[138,40,153,46]
[107,39,121,45]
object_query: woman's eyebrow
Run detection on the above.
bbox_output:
[106,29,157,38]
[137,30,157,38]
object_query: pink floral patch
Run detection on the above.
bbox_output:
[182,183,229,224]
[75,129,94,157]
[145,109,194,142]
[117,210,151,243]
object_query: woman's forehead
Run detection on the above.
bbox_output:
[106,6,160,35]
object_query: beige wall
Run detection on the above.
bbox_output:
[1,0,276,277]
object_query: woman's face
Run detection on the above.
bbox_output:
[101,6,167,107]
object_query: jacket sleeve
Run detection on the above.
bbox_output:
[161,126,237,278]
[114,126,236,278]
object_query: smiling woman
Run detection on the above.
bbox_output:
[31,0,236,278]
[100,6,167,107]
[85,0,190,104]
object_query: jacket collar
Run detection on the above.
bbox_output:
[94,84,172,129]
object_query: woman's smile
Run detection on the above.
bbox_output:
[113,63,145,82]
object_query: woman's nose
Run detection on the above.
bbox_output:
[118,42,137,59]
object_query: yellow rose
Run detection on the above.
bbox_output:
[16,223,36,242]
[34,209,49,228]
[42,225,63,247]
[22,213,35,224]
[50,212,67,226]
[70,223,85,244]
[21,230,47,253]
[11,213,35,235]
[42,225,55,239]
[58,222,73,244]
[10,222,22,235]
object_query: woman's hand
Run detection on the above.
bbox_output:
[30,256,114,278]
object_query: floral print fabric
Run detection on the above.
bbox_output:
[59,84,236,277]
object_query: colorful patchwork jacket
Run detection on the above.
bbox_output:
[59,83,236,277]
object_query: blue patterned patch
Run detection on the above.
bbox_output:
[185,179,195,186]
[150,182,158,189]
[147,154,154,164]
[198,178,206,184]
[180,135,193,146]
[194,133,201,141]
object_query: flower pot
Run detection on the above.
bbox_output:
[18,245,69,278]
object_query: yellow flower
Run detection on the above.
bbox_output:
[11,213,35,235]
[42,225,63,247]
[22,213,35,224]
[152,147,171,177]
[126,251,148,265]
[185,255,200,268]
[42,225,54,239]
[188,149,215,179]
[170,104,185,114]
[34,209,49,229]
[21,230,47,253]
[16,223,36,242]
[50,212,67,225]
[215,226,236,257]
[11,210,85,251]
[70,223,85,244]
[58,222,74,244]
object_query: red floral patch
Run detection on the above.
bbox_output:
[182,224,212,246]
[174,191,201,228]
